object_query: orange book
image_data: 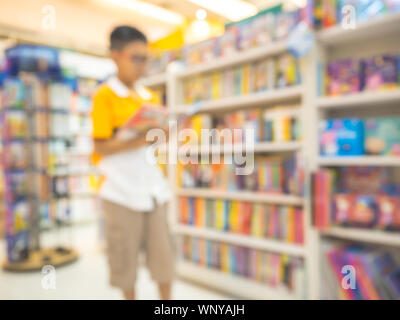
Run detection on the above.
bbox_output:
[287,206,295,243]
[195,198,205,227]
[179,197,188,224]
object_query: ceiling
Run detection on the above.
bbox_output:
[0,0,285,56]
[144,0,284,22]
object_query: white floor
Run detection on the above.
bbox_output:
[0,223,231,300]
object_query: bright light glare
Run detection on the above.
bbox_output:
[101,0,185,25]
[290,0,307,8]
[188,0,258,21]
[196,8,207,20]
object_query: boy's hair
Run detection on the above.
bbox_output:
[110,26,147,50]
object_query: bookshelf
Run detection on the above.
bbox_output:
[308,12,400,300]
[142,38,310,300]
[138,12,400,301]
[178,260,299,300]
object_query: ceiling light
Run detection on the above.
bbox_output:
[290,0,307,8]
[196,8,207,20]
[100,0,185,25]
[188,0,258,21]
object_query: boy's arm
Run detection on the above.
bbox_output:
[94,124,170,157]
[91,89,150,157]
[94,132,149,157]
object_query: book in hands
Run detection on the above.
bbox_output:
[116,104,168,141]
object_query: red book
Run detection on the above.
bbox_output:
[242,202,252,235]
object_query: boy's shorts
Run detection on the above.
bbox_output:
[101,199,175,291]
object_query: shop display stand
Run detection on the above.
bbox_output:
[67,76,99,225]
[1,75,79,272]
[140,12,400,300]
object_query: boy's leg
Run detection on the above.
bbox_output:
[158,282,172,300]
[145,202,175,300]
[101,199,144,299]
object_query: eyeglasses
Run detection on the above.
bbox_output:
[130,54,149,64]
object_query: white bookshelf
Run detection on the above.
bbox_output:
[174,86,303,114]
[139,14,400,300]
[155,38,311,300]
[317,156,400,167]
[309,13,400,300]
[177,261,300,300]
[321,227,400,247]
[178,141,302,156]
[174,224,305,256]
[176,188,304,206]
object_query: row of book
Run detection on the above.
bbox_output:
[183,54,301,104]
[148,5,305,74]
[181,236,305,295]
[178,153,305,196]
[320,117,400,157]
[325,54,400,96]
[3,171,93,203]
[313,167,400,230]
[178,106,301,146]
[2,77,72,110]
[215,106,301,143]
[179,197,304,244]
[3,140,70,171]
[147,1,400,75]
[322,244,400,300]
[2,109,73,140]
[182,7,305,67]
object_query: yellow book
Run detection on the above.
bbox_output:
[280,254,289,283]
[212,72,220,99]
[215,200,224,230]
[221,244,229,273]
[242,64,250,94]
[250,204,258,237]
[283,117,291,141]
[191,115,203,141]
[229,200,237,233]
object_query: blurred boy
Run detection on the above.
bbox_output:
[91,26,174,300]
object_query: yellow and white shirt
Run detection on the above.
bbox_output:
[91,76,171,211]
